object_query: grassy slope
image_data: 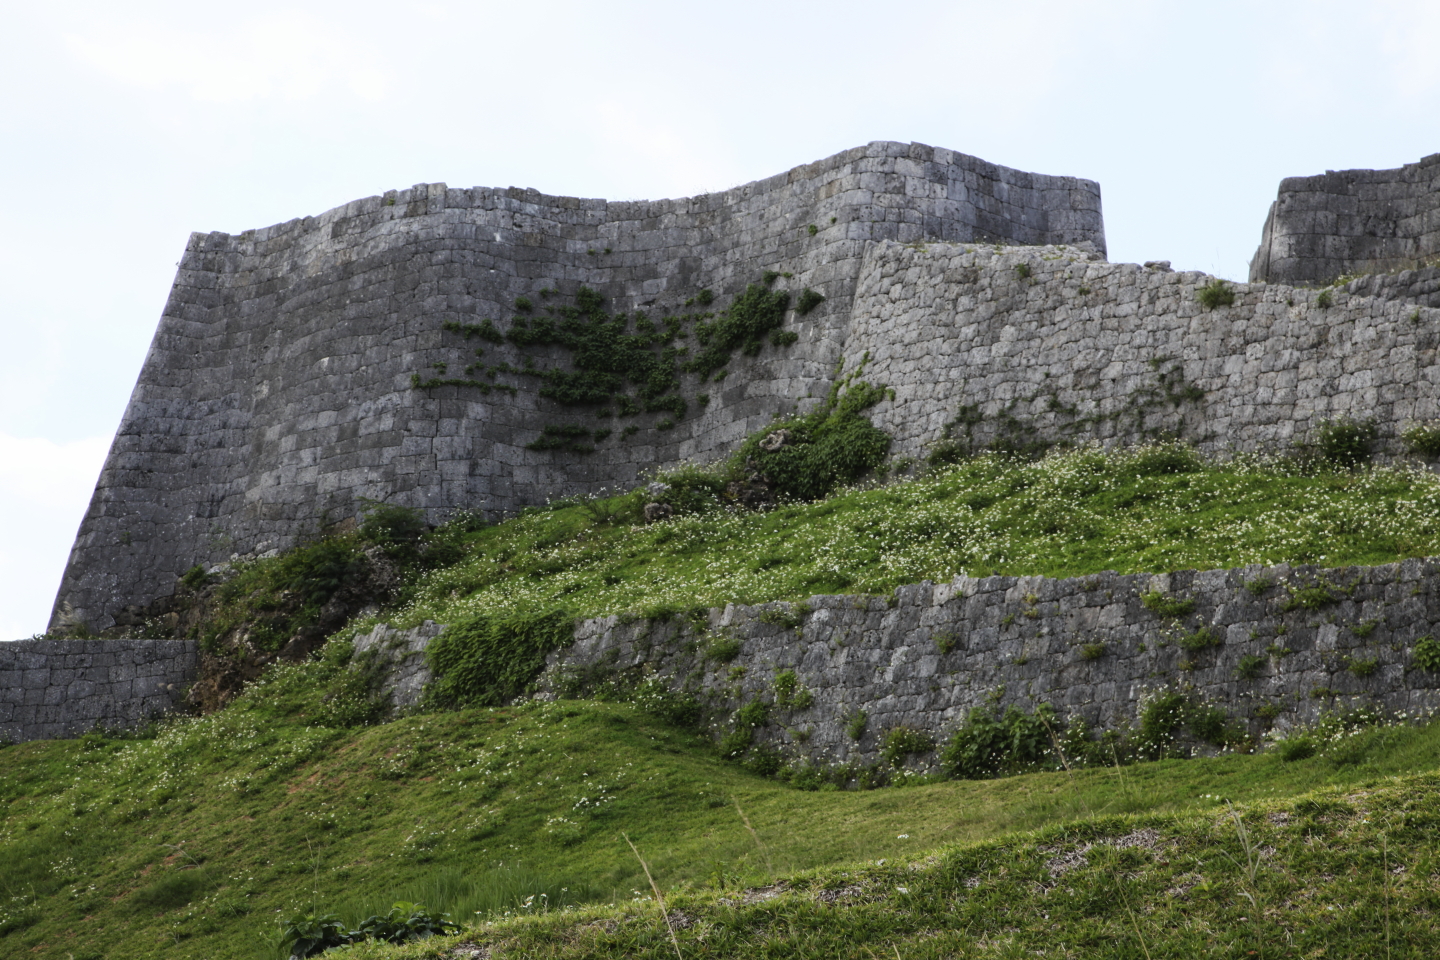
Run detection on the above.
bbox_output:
[3,675,1440,959]
[11,448,1440,958]
[377,448,1440,631]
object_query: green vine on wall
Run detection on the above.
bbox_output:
[928,358,1207,465]
[412,276,811,452]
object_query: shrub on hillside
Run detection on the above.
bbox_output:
[729,375,891,501]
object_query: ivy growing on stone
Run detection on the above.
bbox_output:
[415,277,805,451]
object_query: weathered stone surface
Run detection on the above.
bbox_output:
[1251,153,1440,286]
[851,242,1440,461]
[363,561,1440,770]
[351,620,444,711]
[0,639,198,743]
[52,142,1105,632]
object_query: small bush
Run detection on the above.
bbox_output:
[179,564,212,591]
[1079,642,1106,661]
[1197,279,1236,309]
[1345,655,1379,678]
[1177,626,1222,652]
[425,610,574,708]
[1281,580,1347,612]
[773,670,801,706]
[1141,590,1195,618]
[796,288,826,315]
[729,375,891,501]
[1316,288,1334,308]
[1277,737,1317,762]
[1122,442,1203,478]
[1015,263,1032,280]
[706,635,742,663]
[1403,422,1440,457]
[1413,634,1440,672]
[1235,654,1266,680]
[1245,575,1274,597]
[1313,417,1376,468]
[846,709,868,741]
[941,704,1056,779]
[881,726,935,767]
[934,632,959,655]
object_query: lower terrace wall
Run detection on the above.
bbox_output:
[0,639,198,743]
[361,560,1440,770]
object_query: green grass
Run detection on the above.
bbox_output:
[370,445,1440,633]
[5,654,1440,958]
[23,444,1440,957]
[350,769,1440,959]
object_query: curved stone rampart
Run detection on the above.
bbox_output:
[1250,153,1440,286]
[54,142,1103,631]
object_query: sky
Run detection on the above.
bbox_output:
[4,0,1440,639]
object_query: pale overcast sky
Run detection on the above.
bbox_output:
[4,0,1440,639]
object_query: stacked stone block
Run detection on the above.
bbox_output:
[54,142,1103,632]
[1250,153,1440,286]
[352,560,1440,770]
[846,242,1440,461]
[0,639,197,743]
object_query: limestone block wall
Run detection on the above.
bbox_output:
[844,242,1440,461]
[0,639,198,743]
[1342,265,1440,309]
[359,560,1440,770]
[55,142,1103,632]
[1250,153,1440,286]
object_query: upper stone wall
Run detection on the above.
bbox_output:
[1250,154,1440,286]
[54,142,1104,632]
[847,242,1440,461]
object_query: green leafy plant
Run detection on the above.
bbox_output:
[880,726,935,767]
[757,603,808,629]
[1244,575,1274,597]
[1079,642,1105,661]
[1345,655,1379,678]
[1316,289,1334,308]
[1403,423,1440,456]
[941,704,1057,779]
[846,709,868,741]
[934,632,959,655]
[1177,626,1222,652]
[728,365,891,501]
[1014,263,1032,280]
[688,281,792,376]
[1413,635,1440,672]
[1281,579,1347,612]
[1141,590,1195,618]
[1196,279,1236,309]
[1235,654,1266,680]
[281,912,351,958]
[706,635,742,663]
[796,288,826,315]
[1313,417,1376,468]
[425,610,574,707]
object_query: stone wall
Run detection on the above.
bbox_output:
[355,561,1440,770]
[0,639,198,743]
[1250,153,1440,286]
[55,142,1103,632]
[1341,265,1440,310]
[845,242,1440,461]
[550,562,1440,769]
